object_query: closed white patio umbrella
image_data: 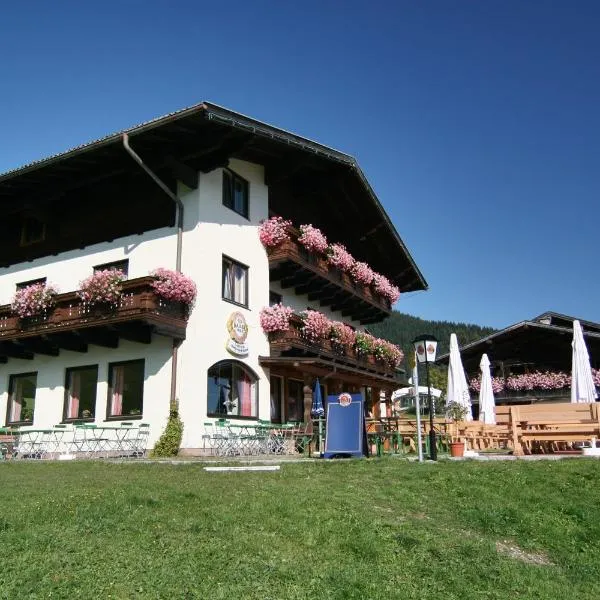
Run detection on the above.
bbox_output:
[478,353,496,424]
[446,333,473,420]
[571,320,598,404]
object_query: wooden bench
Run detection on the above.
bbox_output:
[498,402,600,455]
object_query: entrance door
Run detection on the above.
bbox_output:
[270,376,283,423]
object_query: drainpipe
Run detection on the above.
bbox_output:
[122,134,185,407]
[122,134,184,272]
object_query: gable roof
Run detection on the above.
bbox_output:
[0,101,427,292]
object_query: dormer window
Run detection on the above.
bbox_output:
[20,217,46,246]
[222,169,249,219]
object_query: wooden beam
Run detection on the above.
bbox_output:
[165,156,198,190]
[113,324,152,345]
[78,329,119,349]
[0,342,33,360]
[19,338,59,357]
[46,333,88,353]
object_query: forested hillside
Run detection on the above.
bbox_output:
[369,311,496,363]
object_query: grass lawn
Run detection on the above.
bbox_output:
[1,459,600,599]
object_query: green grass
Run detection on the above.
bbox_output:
[1,459,600,599]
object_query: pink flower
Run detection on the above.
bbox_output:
[351,261,375,286]
[372,273,401,304]
[259,216,292,249]
[300,310,331,342]
[260,304,294,333]
[298,224,328,254]
[469,375,505,394]
[77,269,125,306]
[150,268,197,307]
[326,243,355,272]
[329,322,356,348]
[11,283,58,318]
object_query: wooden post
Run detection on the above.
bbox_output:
[303,375,313,434]
[510,405,524,456]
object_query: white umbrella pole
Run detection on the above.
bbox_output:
[413,355,423,462]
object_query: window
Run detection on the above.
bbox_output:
[64,365,98,421]
[16,277,47,291]
[269,291,282,306]
[7,372,37,425]
[93,259,129,278]
[222,169,249,219]
[107,360,145,419]
[222,256,248,307]
[20,217,46,246]
[207,361,258,419]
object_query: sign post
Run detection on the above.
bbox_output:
[323,393,364,459]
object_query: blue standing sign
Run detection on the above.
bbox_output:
[323,393,364,459]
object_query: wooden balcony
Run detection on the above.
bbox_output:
[0,277,188,362]
[263,314,400,382]
[267,232,392,325]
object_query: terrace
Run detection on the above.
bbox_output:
[261,313,401,387]
[0,276,188,361]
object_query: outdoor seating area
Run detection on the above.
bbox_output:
[202,420,313,457]
[0,422,150,460]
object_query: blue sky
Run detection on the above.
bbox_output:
[1,1,598,329]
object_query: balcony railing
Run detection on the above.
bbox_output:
[267,229,392,324]
[267,314,399,379]
[0,277,188,360]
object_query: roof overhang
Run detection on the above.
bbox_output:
[0,102,427,292]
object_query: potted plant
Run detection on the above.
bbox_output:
[259,303,294,335]
[150,268,197,315]
[446,401,468,457]
[258,216,292,250]
[11,281,58,320]
[77,269,125,308]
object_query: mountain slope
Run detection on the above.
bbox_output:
[369,311,497,363]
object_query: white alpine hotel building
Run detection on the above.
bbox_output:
[0,103,427,453]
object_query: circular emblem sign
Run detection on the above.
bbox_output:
[338,393,352,407]
[227,312,248,343]
[226,312,249,356]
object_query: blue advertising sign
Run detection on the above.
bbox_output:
[323,393,364,459]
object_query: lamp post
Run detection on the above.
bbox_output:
[412,334,439,461]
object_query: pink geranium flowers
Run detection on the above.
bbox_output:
[372,273,401,304]
[150,268,197,307]
[11,282,58,318]
[259,303,294,333]
[259,216,292,249]
[300,310,331,342]
[327,243,355,272]
[298,224,328,254]
[77,269,125,306]
[351,261,375,286]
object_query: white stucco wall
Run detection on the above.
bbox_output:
[0,227,177,305]
[269,281,365,332]
[176,159,271,449]
[0,229,178,446]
